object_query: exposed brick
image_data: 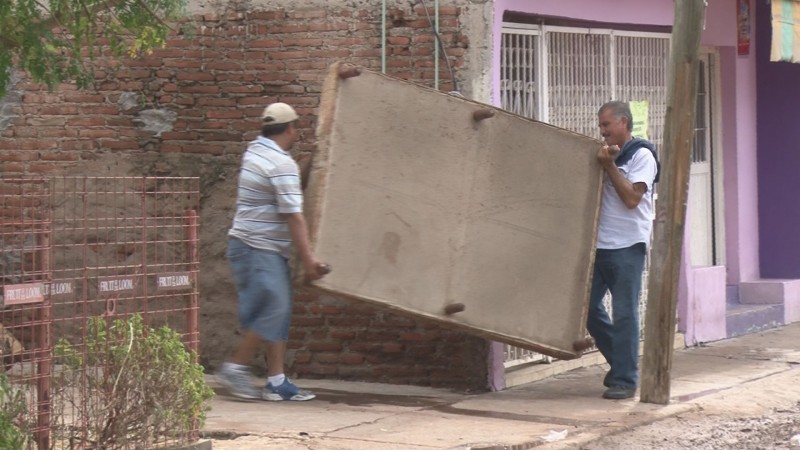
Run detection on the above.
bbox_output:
[308,22,350,32]
[340,353,365,365]
[336,367,377,379]
[79,129,116,138]
[41,152,80,162]
[295,364,337,375]
[206,110,244,119]
[249,39,282,48]
[293,351,312,363]
[309,305,341,315]
[176,72,215,81]
[309,49,351,58]
[150,49,186,58]
[161,131,198,140]
[0,152,39,162]
[119,81,145,90]
[198,132,240,141]
[28,163,59,173]
[288,330,307,340]
[114,70,152,79]
[289,9,326,19]
[268,51,308,60]
[237,97,277,106]
[216,73,258,82]
[196,97,240,108]
[79,106,120,115]
[439,18,458,27]
[1,162,24,173]
[275,85,305,94]
[308,341,343,352]
[314,353,339,364]
[330,330,356,340]
[246,11,285,20]
[159,143,184,153]
[182,86,221,94]
[350,342,382,353]
[39,106,79,115]
[382,343,404,353]
[59,140,98,151]
[98,140,140,151]
[26,117,67,127]
[388,36,411,45]
[327,317,371,327]
[353,48,382,57]
[256,72,297,82]
[67,117,107,127]
[282,38,325,47]
[221,86,264,94]
[163,60,203,68]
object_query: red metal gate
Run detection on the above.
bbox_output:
[1,177,201,450]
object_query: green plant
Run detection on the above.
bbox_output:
[0,371,29,449]
[53,314,214,449]
[0,0,188,97]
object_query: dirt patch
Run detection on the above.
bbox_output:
[583,402,800,450]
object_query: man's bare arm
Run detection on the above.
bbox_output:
[285,212,326,281]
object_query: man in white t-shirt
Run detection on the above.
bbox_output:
[589,101,658,400]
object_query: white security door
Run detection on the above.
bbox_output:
[688,52,719,267]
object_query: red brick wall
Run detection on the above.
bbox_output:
[1,4,470,167]
[0,3,490,391]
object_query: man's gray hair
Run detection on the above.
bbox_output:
[598,101,633,132]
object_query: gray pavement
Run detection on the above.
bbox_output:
[202,323,800,449]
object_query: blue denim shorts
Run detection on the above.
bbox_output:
[226,238,292,342]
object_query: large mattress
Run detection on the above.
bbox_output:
[304,63,603,359]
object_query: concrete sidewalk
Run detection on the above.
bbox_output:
[202,323,800,450]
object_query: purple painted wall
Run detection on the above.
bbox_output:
[730,16,761,284]
[756,0,800,278]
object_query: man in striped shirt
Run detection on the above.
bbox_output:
[217,102,329,401]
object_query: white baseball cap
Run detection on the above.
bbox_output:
[261,102,299,124]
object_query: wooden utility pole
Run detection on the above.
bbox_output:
[640,0,706,405]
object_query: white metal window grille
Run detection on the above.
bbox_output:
[500,30,540,120]
[614,34,671,150]
[547,31,612,138]
[500,24,670,368]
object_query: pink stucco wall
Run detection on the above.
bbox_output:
[687,266,728,343]
[491,0,739,105]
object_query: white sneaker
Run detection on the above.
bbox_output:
[216,364,259,400]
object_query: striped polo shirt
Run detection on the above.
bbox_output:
[228,136,302,258]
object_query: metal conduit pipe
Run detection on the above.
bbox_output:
[434,0,439,89]
[381,0,386,73]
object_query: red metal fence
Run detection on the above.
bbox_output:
[1,177,201,450]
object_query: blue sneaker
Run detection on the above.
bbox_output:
[262,378,316,401]
[216,364,260,400]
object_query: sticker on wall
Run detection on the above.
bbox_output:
[738,0,752,56]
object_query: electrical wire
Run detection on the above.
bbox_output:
[418,0,459,93]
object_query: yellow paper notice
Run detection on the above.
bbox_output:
[629,100,649,140]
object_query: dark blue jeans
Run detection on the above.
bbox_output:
[587,243,646,389]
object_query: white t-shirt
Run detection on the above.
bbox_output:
[596,147,658,250]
